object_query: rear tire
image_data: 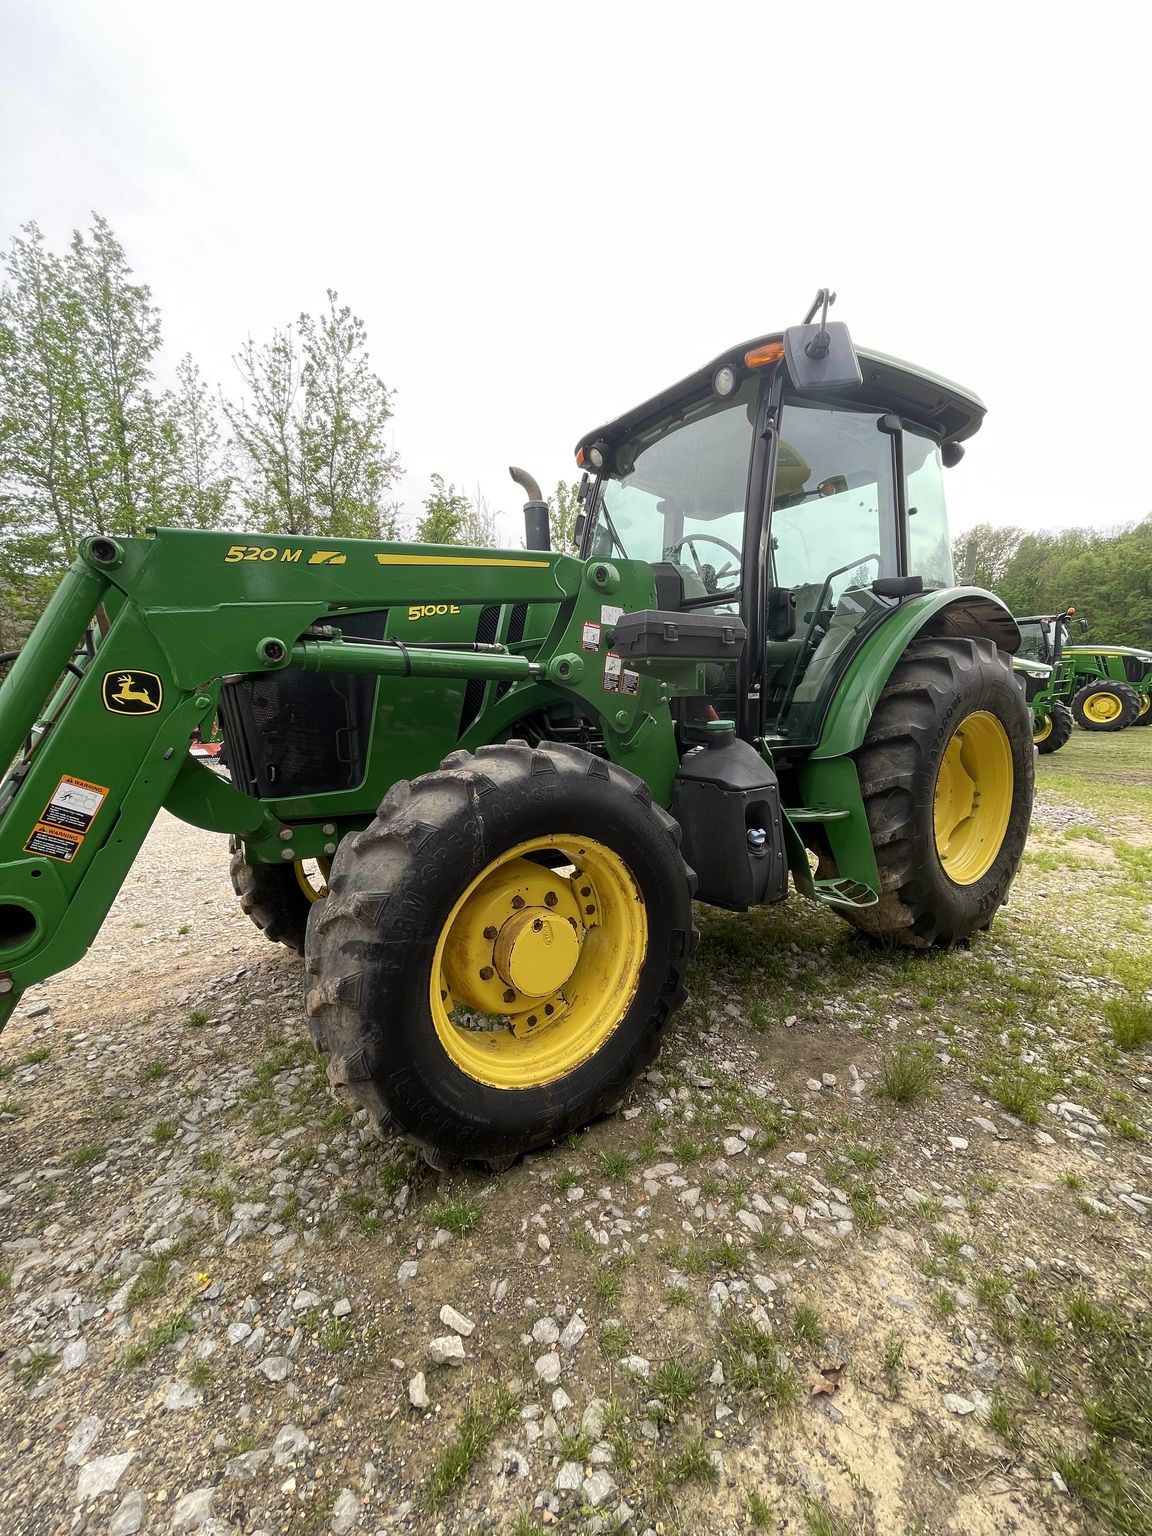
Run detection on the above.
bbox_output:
[304,742,697,1168]
[838,636,1034,949]
[229,839,329,955]
[1071,680,1139,731]
[1034,700,1074,754]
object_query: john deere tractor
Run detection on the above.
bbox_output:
[0,293,1034,1169]
[1016,611,1152,734]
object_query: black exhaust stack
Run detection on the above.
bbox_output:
[510,466,551,551]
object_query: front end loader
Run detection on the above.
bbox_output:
[0,293,1034,1169]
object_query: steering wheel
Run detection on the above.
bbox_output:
[665,534,743,593]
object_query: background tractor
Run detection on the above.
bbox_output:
[0,293,1034,1170]
[1016,611,1152,734]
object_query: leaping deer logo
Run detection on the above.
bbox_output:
[113,674,156,706]
[102,669,163,714]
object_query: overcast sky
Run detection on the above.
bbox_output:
[1,0,1148,546]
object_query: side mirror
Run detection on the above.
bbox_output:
[1079,618,1089,632]
[783,321,862,394]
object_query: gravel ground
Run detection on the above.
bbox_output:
[2,738,1151,1536]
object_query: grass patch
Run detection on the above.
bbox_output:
[748,1489,775,1528]
[427,1382,517,1507]
[1107,996,1152,1052]
[984,1060,1049,1124]
[555,1430,591,1463]
[722,1315,799,1405]
[152,1119,178,1144]
[599,1322,632,1358]
[668,1434,718,1485]
[792,1303,825,1349]
[185,1009,210,1028]
[18,1347,55,1385]
[67,1143,106,1169]
[21,1047,51,1064]
[428,1198,481,1237]
[596,1149,630,1180]
[138,1059,170,1083]
[650,1358,700,1417]
[877,1043,937,1105]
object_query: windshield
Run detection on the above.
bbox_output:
[587,380,757,599]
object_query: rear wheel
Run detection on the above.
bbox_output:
[1071,680,1139,731]
[304,741,696,1168]
[1130,692,1152,727]
[1034,699,1074,754]
[229,839,330,955]
[838,636,1034,949]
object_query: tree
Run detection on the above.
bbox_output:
[547,479,583,554]
[416,474,471,544]
[951,521,1025,588]
[0,215,231,638]
[226,290,400,538]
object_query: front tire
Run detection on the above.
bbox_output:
[1071,680,1139,731]
[229,839,330,955]
[839,636,1034,949]
[1130,692,1152,728]
[1034,700,1074,754]
[304,742,696,1168]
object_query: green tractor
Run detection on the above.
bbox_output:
[1016,611,1152,735]
[0,292,1034,1169]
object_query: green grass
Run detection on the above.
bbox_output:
[650,1358,700,1417]
[0,1098,27,1117]
[21,1046,51,1064]
[185,1009,210,1028]
[722,1315,799,1405]
[599,1322,632,1358]
[427,1198,481,1237]
[792,1303,825,1349]
[595,1149,631,1180]
[427,1383,517,1507]
[555,1430,591,1463]
[1107,996,1152,1052]
[138,1058,171,1082]
[592,1269,624,1306]
[18,1347,55,1385]
[747,1489,775,1529]
[882,1333,905,1398]
[877,1043,937,1105]
[804,1499,854,1536]
[668,1434,718,1485]
[152,1118,178,1143]
[68,1143,106,1169]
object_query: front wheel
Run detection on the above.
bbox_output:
[229,839,330,955]
[1130,692,1152,728]
[1071,680,1139,731]
[304,742,696,1168]
[839,636,1034,949]
[1034,699,1074,754]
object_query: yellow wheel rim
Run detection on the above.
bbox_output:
[1139,694,1151,718]
[294,858,331,903]
[1033,713,1053,744]
[430,835,647,1089]
[1083,690,1123,723]
[933,711,1014,886]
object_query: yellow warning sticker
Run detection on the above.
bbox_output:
[39,775,109,834]
[307,550,347,566]
[24,822,85,862]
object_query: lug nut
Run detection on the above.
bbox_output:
[511,895,525,910]
[483,925,498,940]
[503,988,517,1005]
[579,885,591,897]
[479,966,495,980]
[544,891,558,907]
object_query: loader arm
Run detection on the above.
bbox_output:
[0,528,722,1029]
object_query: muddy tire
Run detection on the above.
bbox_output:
[229,839,327,955]
[837,636,1034,949]
[1071,680,1139,731]
[304,741,697,1170]
[1034,699,1074,754]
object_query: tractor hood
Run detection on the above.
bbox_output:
[576,334,986,465]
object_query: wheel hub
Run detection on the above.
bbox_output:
[1085,691,1121,723]
[494,909,580,997]
[932,710,1014,886]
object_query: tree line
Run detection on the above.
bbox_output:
[954,520,1152,648]
[0,215,578,650]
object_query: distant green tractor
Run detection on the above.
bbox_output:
[1016,612,1152,736]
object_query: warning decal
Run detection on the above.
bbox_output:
[602,652,623,693]
[580,620,602,652]
[39,775,109,835]
[24,823,84,863]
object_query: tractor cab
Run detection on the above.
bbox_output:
[576,296,1005,754]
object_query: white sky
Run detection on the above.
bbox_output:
[2,0,1148,547]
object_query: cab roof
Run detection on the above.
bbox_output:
[575,332,986,462]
